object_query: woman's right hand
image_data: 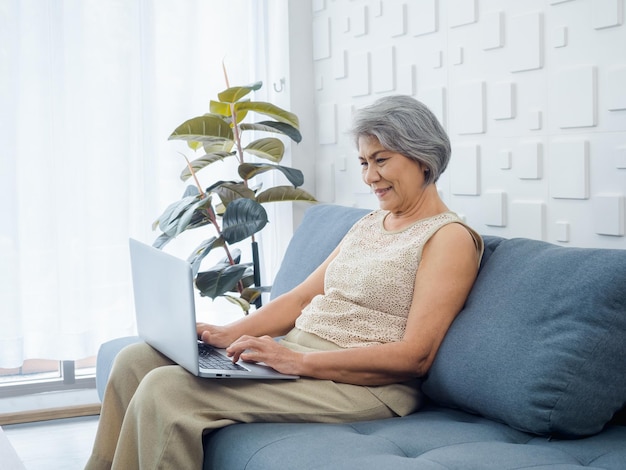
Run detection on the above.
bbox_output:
[196,323,233,349]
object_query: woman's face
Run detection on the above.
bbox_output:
[358,135,428,215]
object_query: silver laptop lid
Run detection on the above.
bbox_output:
[129,238,201,375]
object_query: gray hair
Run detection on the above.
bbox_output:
[349,95,450,185]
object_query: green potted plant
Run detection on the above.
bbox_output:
[152,79,316,314]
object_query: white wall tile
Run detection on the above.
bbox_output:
[372,45,396,93]
[350,52,370,96]
[317,103,337,144]
[592,0,623,29]
[511,201,546,240]
[452,81,485,135]
[482,10,503,50]
[333,49,348,79]
[484,190,507,227]
[593,194,625,236]
[418,87,446,126]
[555,65,597,129]
[450,144,480,195]
[555,221,570,243]
[385,0,407,37]
[397,63,416,95]
[516,142,543,180]
[509,12,543,73]
[491,82,515,120]
[351,4,368,37]
[607,66,626,111]
[549,141,589,199]
[313,16,331,60]
[448,0,476,28]
[499,149,512,170]
[409,0,438,36]
[552,26,568,48]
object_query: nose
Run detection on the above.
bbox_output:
[363,164,380,184]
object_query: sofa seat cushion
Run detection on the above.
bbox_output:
[422,238,626,437]
[203,405,626,470]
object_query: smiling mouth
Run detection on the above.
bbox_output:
[372,187,391,198]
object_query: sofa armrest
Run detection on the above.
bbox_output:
[95,336,142,401]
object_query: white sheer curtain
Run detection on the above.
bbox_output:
[0,0,262,368]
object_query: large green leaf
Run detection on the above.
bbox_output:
[244,138,285,163]
[235,101,299,129]
[212,182,256,206]
[221,198,268,244]
[187,236,225,276]
[204,140,234,154]
[210,100,249,123]
[174,195,213,236]
[256,186,317,203]
[217,81,262,103]
[240,121,302,143]
[180,151,236,182]
[168,114,234,143]
[152,232,173,250]
[195,264,248,299]
[238,162,304,187]
[154,194,202,236]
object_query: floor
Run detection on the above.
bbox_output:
[3,415,99,470]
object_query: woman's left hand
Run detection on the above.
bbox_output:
[226,335,303,376]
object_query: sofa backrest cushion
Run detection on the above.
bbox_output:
[271,204,371,299]
[422,237,626,437]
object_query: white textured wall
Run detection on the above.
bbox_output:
[309,0,626,248]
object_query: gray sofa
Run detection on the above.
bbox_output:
[96,204,626,469]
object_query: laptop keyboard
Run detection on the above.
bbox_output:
[198,343,247,371]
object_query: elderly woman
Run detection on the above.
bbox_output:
[86,95,483,469]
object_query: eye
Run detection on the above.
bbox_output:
[375,158,387,164]
[359,159,368,168]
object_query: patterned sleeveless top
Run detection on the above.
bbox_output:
[295,210,483,348]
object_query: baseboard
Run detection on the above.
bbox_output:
[0,403,101,425]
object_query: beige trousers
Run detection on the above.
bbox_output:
[85,329,422,469]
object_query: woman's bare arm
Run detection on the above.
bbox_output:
[197,245,341,348]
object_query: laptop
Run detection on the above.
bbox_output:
[128,238,299,379]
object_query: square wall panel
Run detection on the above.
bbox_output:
[372,45,396,93]
[607,66,626,111]
[450,144,480,195]
[509,12,543,72]
[318,103,337,145]
[386,0,407,37]
[491,82,515,120]
[397,63,416,95]
[452,81,485,135]
[555,65,597,128]
[549,140,589,199]
[593,194,625,236]
[511,201,546,240]
[313,16,331,60]
[351,52,371,97]
[409,0,438,36]
[484,190,507,227]
[418,87,446,127]
[592,0,623,29]
[515,142,543,180]
[351,4,368,37]
[482,10,503,50]
[448,0,476,27]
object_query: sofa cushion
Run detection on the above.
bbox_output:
[422,237,626,437]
